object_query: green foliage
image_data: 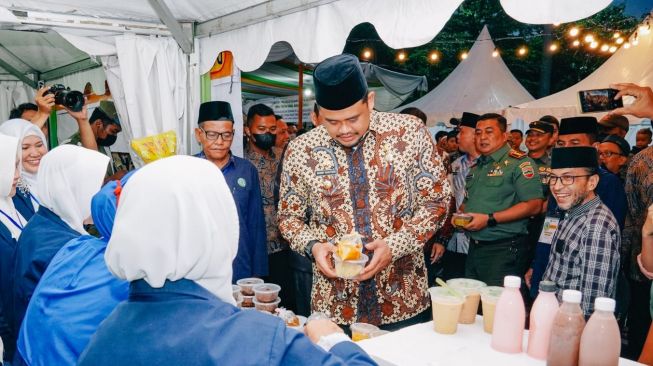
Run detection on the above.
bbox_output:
[342,0,642,101]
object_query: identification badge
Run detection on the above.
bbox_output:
[537,216,559,245]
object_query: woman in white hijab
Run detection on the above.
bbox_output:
[79,156,376,366]
[0,119,48,209]
[0,133,24,363]
[12,145,109,340]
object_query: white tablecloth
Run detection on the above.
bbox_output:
[358,317,642,366]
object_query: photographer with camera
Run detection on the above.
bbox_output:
[62,99,126,180]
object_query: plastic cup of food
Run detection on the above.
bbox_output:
[241,295,255,308]
[428,287,465,335]
[350,322,379,342]
[253,283,281,303]
[452,213,473,228]
[232,284,242,302]
[236,278,264,296]
[253,297,281,313]
[446,278,487,324]
[334,253,369,279]
[236,298,243,308]
[480,286,504,333]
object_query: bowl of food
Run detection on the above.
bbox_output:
[253,297,281,313]
[452,213,473,228]
[232,284,242,302]
[334,253,369,279]
[253,283,281,303]
[236,278,264,296]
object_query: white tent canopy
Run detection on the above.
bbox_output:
[504,17,653,126]
[398,26,534,126]
[0,0,615,161]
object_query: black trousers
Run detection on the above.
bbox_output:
[289,250,313,317]
[465,235,530,287]
[266,250,296,312]
[623,278,652,360]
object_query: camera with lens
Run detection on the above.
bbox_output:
[44,84,85,112]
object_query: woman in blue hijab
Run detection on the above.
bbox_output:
[16,172,134,366]
[78,156,376,366]
[11,145,109,339]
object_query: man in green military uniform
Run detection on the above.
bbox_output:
[459,113,543,286]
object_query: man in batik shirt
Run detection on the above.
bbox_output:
[278,54,451,330]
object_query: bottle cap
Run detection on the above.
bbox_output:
[539,281,557,293]
[562,289,582,303]
[594,297,616,312]
[503,275,521,288]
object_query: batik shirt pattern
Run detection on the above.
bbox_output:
[278,111,451,325]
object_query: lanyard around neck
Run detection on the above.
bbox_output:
[0,208,24,231]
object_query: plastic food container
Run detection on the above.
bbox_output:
[236,278,264,296]
[253,297,281,313]
[350,322,380,342]
[232,285,242,302]
[241,295,255,308]
[334,253,369,279]
[452,213,473,227]
[446,278,487,324]
[253,283,281,303]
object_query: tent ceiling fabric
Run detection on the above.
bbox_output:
[397,25,534,126]
[0,0,269,23]
[500,0,611,25]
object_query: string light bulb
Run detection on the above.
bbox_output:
[639,24,651,35]
[304,88,312,97]
[632,37,639,46]
[460,51,468,60]
[517,46,528,56]
[549,43,559,52]
[609,46,617,53]
[584,34,594,43]
[616,37,624,45]
[613,32,620,39]
[492,48,499,57]
[429,51,439,62]
[600,44,609,52]
[572,40,580,47]
[590,41,599,49]
[397,51,406,61]
[623,42,631,49]
[569,27,580,37]
[362,49,372,59]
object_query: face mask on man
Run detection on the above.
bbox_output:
[251,133,275,150]
[97,133,118,147]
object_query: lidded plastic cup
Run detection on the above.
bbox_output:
[562,289,582,303]
[446,278,487,294]
[594,297,616,312]
[539,281,557,293]
[503,275,521,288]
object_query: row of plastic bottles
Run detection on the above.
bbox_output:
[490,276,620,366]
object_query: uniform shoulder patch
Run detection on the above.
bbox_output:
[519,161,535,179]
[508,149,527,159]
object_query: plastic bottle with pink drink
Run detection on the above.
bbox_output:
[491,275,525,353]
[547,289,586,366]
[527,281,559,360]
[578,297,620,366]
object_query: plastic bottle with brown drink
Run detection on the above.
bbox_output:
[547,289,586,366]
[578,297,620,366]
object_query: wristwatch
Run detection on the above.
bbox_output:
[487,213,498,227]
[304,240,320,262]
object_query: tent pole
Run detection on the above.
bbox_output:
[298,63,303,131]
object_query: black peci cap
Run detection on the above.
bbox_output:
[551,146,599,169]
[198,101,234,124]
[313,54,368,110]
[559,116,599,136]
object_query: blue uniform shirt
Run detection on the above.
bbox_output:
[12,206,80,332]
[78,279,377,366]
[195,152,268,281]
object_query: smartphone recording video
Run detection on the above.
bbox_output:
[578,88,624,113]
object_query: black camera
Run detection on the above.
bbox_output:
[45,84,84,112]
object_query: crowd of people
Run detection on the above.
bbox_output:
[0,53,652,365]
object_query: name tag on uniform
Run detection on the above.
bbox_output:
[537,216,560,245]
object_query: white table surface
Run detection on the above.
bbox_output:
[358,316,642,366]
